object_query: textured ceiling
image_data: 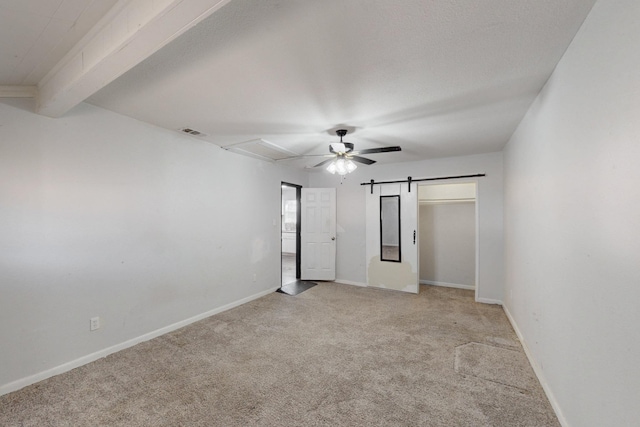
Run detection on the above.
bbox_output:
[86,0,597,168]
[0,0,118,85]
[7,0,596,169]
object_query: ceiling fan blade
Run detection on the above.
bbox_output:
[330,143,346,153]
[351,146,402,155]
[314,158,336,167]
[349,155,376,165]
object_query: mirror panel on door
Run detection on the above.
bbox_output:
[380,195,401,262]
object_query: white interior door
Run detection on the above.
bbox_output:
[301,188,336,280]
[365,183,419,293]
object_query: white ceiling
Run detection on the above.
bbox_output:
[2,0,597,168]
[0,0,117,85]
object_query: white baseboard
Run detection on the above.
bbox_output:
[475,297,503,305]
[420,279,475,291]
[0,286,280,397]
[338,279,480,293]
[502,305,568,427]
[334,279,367,287]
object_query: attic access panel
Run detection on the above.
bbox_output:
[223,139,299,162]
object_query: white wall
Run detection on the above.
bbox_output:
[502,0,640,425]
[309,152,503,303]
[0,99,307,393]
[418,182,476,201]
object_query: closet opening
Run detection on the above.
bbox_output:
[418,182,477,295]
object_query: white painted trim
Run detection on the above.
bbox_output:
[0,85,37,98]
[475,297,502,305]
[0,286,279,397]
[503,305,568,427]
[420,279,475,291]
[334,279,367,287]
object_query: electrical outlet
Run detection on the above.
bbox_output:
[90,317,100,331]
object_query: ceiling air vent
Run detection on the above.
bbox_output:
[180,128,206,137]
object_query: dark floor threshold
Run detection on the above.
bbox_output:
[276,280,317,296]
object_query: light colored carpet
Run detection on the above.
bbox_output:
[0,283,559,426]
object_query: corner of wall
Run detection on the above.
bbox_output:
[501,304,569,427]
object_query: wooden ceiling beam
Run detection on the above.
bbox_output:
[36,0,231,118]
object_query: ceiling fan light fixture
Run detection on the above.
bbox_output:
[326,161,337,174]
[346,159,357,173]
[313,129,399,175]
[326,157,357,175]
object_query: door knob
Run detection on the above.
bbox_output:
[331,237,336,241]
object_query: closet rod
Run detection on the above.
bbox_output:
[361,174,485,193]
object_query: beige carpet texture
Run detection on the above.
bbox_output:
[0,284,559,426]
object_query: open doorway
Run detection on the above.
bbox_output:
[281,182,301,286]
[418,182,477,296]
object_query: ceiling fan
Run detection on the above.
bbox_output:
[312,129,402,175]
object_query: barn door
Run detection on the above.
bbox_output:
[365,183,418,293]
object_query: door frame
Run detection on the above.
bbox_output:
[281,182,302,283]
